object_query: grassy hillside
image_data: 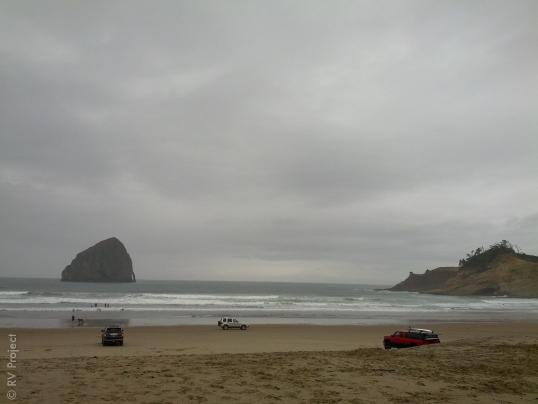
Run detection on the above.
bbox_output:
[389,242,538,297]
[438,254,538,297]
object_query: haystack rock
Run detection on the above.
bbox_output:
[61,237,136,282]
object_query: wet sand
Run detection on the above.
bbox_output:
[1,322,537,403]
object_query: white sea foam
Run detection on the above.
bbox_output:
[0,290,28,296]
[1,289,538,314]
[1,280,538,318]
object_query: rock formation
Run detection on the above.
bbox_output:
[61,237,136,282]
[389,242,538,298]
[389,267,458,292]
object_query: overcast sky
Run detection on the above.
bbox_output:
[1,1,537,284]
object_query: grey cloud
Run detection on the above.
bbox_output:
[1,0,537,283]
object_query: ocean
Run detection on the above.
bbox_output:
[1,277,537,327]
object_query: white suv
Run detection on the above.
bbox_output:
[217,317,248,330]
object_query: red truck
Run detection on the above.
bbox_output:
[383,328,440,349]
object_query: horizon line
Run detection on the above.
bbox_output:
[0,275,391,287]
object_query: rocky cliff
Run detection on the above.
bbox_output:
[389,242,538,298]
[61,237,136,282]
[389,267,459,292]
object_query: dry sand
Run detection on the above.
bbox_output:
[1,322,537,403]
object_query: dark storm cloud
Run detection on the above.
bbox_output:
[1,1,537,283]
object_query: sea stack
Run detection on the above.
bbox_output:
[61,237,136,282]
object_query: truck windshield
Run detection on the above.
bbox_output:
[107,328,122,333]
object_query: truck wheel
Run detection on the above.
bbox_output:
[119,341,123,346]
[222,324,228,330]
[383,341,391,350]
[240,325,247,330]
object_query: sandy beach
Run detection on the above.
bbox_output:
[1,322,537,403]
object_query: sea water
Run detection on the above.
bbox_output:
[1,277,537,327]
